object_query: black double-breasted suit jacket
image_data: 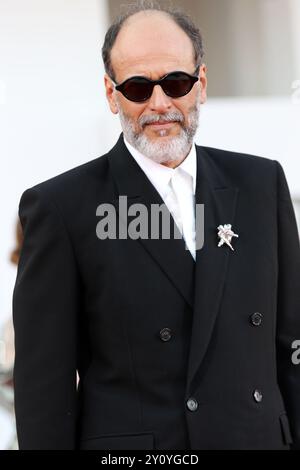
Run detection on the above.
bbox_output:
[13,134,300,449]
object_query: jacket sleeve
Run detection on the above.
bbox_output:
[275,161,300,449]
[13,187,81,449]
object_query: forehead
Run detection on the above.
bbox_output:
[110,11,195,80]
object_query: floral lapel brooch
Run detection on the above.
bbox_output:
[217,224,239,251]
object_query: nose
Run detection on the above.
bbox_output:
[147,84,172,113]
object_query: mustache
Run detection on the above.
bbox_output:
[139,112,185,128]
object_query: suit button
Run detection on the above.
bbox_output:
[250,312,263,326]
[253,389,263,403]
[159,328,172,342]
[187,398,198,412]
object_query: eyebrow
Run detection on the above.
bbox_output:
[116,69,195,85]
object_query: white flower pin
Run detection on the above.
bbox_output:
[217,224,239,251]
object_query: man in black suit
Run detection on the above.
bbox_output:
[13,3,300,450]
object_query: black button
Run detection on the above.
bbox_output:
[253,389,263,403]
[250,312,263,326]
[187,398,198,412]
[159,328,172,342]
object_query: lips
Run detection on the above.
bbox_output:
[147,121,177,126]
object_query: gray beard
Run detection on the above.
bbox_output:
[116,95,200,164]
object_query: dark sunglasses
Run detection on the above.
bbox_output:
[114,68,200,103]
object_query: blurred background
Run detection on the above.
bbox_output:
[0,0,299,449]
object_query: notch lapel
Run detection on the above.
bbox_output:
[108,134,195,309]
[186,147,239,390]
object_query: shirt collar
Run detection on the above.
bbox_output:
[123,137,197,196]
[178,143,197,194]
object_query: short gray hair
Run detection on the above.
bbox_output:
[102,0,204,82]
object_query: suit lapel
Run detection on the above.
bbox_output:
[108,134,195,309]
[108,135,239,384]
[186,146,239,389]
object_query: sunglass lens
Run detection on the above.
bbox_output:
[122,77,153,102]
[163,72,195,98]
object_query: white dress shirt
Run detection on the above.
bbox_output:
[124,137,197,260]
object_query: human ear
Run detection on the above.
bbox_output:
[199,64,207,104]
[104,74,119,114]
